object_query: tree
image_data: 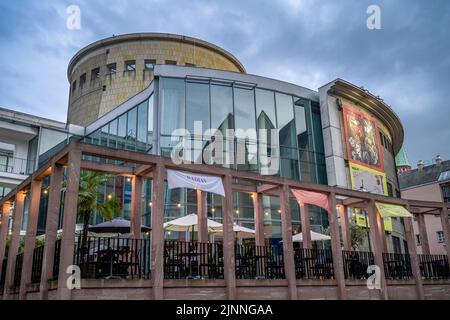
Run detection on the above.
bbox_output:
[349,221,366,250]
[66,171,121,249]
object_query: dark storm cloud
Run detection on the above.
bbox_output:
[0,0,448,165]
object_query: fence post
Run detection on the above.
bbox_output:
[222,174,236,299]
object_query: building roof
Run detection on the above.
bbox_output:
[0,106,66,131]
[395,146,410,167]
[399,159,450,190]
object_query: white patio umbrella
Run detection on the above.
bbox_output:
[211,225,256,239]
[292,230,331,242]
[163,213,223,233]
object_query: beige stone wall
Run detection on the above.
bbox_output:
[67,38,244,126]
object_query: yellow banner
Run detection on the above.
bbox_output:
[355,213,392,231]
[349,163,388,196]
[375,202,413,218]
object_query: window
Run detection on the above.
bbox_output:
[160,78,185,135]
[91,67,100,80]
[165,60,177,65]
[441,184,450,203]
[437,231,445,243]
[185,63,196,67]
[71,80,76,93]
[392,236,402,254]
[416,234,421,246]
[107,63,117,75]
[387,182,393,197]
[144,59,156,70]
[125,60,136,72]
[79,73,86,90]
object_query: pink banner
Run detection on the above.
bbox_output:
[291,189,331,213]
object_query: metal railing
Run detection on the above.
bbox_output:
[0,156,34,175]
[164,240,224,279]
[73,236,151,280]
[0,258,7,294]
[235,244,284,279]
[52,239,62,280]
[419,254,450,279]
[342,250,374,279]
[382,253,413,280]
[31,245,45,284]
[294,247,334,279]
[13,253,23,292]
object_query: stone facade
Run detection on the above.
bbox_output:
[67,33,245,126]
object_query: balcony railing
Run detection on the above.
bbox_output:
[294,247,334,279]
[164,240,224,279]
[342,250,374,279]
[419,254,450,279]
[73,236,151,280]
[31,245,45,284]
[382,253,413,280]
[0,156,34,175]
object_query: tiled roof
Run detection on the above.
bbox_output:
[399,159,450,189]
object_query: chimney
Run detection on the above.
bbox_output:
[417,160,424,170]
[435,155,443,165]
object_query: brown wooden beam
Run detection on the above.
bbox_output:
[256,183,279,193]
[81,160,134,175]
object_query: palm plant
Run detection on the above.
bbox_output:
[69,171,122,249]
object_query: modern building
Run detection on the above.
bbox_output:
[0,33,449,300]
[399,155,450,255]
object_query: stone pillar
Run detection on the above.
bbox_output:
[279,184,297,300]
[440,207,450,260]
[39,164,63,300]
[197,189,208,243]
[253,193,264,246]
[222,175,236,300]
[417,213,430,254]
[56,149,81,300]
[379,215,388,253]
[19,179,42,300]
[339,205,351,251]
[367,199,388,300]
[130,175,143,240]
[4,193,24,299]
[404,207,424,300]
[0,201,12,278]
[328,192,346,300]
[151,162,165,300]
[299,202,311,249]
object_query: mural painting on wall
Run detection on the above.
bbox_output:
[343,104,384,172]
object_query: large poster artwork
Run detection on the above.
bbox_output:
[343,105,384,171]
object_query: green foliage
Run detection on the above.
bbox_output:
[350,220,366,250]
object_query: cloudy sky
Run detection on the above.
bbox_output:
[0,0,449,166]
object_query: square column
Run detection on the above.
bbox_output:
[222,175,236,300]
[367,199,388,300]
[253,193,264,246]
[0,201,12,278]
[279,184,297,300]
[440,207,450,260]
[130,175,143,240]
[299,202,311,249]
[3,192,25,299]
[197,189,208,243]
[39,164,63,300]
[56,150,81,300]
[151,163,165,300]
[339,205,352,251]
[416,214,430,254]
[19,179,42,300]
[328,192,346,299]
[404,206,424,300]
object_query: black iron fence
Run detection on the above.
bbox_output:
[31,245,45,284]
[52,239,62,280]
[0,258,7,294]
[419,254,450,279]
[342,250,374,279]
[294,247,334,279]
[13,253,23,292]
[73,236,151,280]
[235,244,284,279]
[382,253,413,280]
[164,240,224,279]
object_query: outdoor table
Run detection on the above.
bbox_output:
[98,249,123,279]
[179,252,202,279]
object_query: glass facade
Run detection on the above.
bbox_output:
[83,75,328,238]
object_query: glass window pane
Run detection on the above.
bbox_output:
[148,94,154,154]
[137,101,148,151]
[127,107,137,150]
[256,89,276,129]
[108,119,118,148]
[160,78,185,135]
[117,113,127,150]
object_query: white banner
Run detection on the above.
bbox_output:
[166,169,225,197]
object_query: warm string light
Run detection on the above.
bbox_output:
[177,203,182,208]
